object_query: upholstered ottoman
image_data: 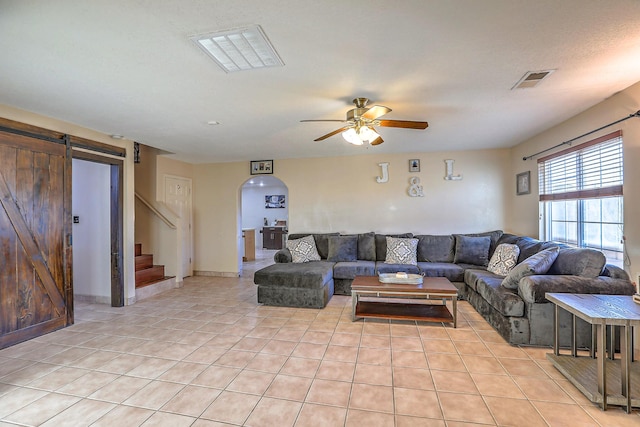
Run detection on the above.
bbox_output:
[254,261,335,308]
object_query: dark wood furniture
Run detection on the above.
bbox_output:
[262,226,286,249]
[351,276,458,327]
[546,293,640,413]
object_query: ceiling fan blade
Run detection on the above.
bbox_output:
[362,105,391,120]
[370,136,384,146]
[314,126,351,141]
[300,119,348,123]
[377,119,429,129]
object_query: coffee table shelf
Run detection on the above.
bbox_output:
[355,301,453,323]
[351,276,458,326]
[547,353,640,408]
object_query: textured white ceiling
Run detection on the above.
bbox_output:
[2,0,640,163]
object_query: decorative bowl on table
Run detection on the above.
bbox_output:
[378,272,423,284]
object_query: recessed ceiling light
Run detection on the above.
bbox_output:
[110,134,124,139]
[207,120,221,125]
[190,24,284,73]
[512,69,555,89]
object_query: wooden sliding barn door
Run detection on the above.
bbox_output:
[0,130,71,349]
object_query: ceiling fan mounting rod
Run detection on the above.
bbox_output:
[353,98,370,108]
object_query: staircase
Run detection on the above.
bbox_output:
[135,243,172,288]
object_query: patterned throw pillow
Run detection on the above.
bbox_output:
[286,235,321,263]
[385,236,418,265]
[487,244,520,276]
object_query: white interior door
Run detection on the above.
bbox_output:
[164,176,193,277]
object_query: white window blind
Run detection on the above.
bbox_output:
[538,130,623,201]
[538,130,624,261]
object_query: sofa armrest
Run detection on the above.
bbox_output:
[518,274,636,304]
[602,264,630,280]
[274,248,292,263]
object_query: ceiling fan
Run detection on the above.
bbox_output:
[301,97,429,146]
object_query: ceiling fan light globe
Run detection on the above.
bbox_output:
[358,126,379,143]
[342,128,364,145]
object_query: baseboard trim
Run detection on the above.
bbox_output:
[74,294,112,305]
[194,270,239,278]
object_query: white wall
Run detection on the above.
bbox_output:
[72,159,111,303]
[194,148,510,275]
[241,181,289,249]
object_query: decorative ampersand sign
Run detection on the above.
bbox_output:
[408,176,424,197]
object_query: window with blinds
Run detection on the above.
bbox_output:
[538,130,623,262]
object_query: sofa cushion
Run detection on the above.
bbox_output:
[418,262,464,282]
[487,244,520,276]
[416,235,455,262]
[375,233,413,261]
[327,235,358,262]
[454,235,491,266]
[461,230,503,258]
[476,276,525,317]
[288,233,339,259]
[333,261,376,279]
[385,236,418,265]
[512,236,560,264]
[375,262,421,275]
[253,261,334,289]
[501,246,560,289]
[547,248,606,278]
[286,235,321,263]
[464,268,494,292]
[496,233,519,246]
[514,236,544,263]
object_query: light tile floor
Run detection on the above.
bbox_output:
[1,250,639,426]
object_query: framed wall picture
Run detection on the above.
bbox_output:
[409,159,420,172]
[250,160,273,175]
[265,195,285,208]
[516,171,531,195]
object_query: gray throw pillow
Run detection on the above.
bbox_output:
[487,243,520,276]
[385,236,418,265]
[357,232,376,261]
[286,235,321,263]
[453,235,491,266]
[416,235,455,262]
[546,248,606,278]
[327,235,358,262]
[501,246,560,289]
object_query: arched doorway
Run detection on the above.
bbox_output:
[240,175,289,271]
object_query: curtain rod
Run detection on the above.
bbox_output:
[522,110,640,161]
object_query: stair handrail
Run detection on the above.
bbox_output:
[134,192,177,229]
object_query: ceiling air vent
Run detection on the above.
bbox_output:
[512,70,555,89]
[190,25,284,73]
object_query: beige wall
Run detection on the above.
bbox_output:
[0,104,137,304]
[507,81,640,287]
[134,144,161,251]
[134,146,194,279]
[194,149,510,275]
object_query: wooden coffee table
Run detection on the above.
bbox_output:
[351,276,458,327]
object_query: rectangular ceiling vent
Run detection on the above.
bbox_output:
[512,70,555,89]
[190,24,284,73]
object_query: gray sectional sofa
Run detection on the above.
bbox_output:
[253,230,635,347]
